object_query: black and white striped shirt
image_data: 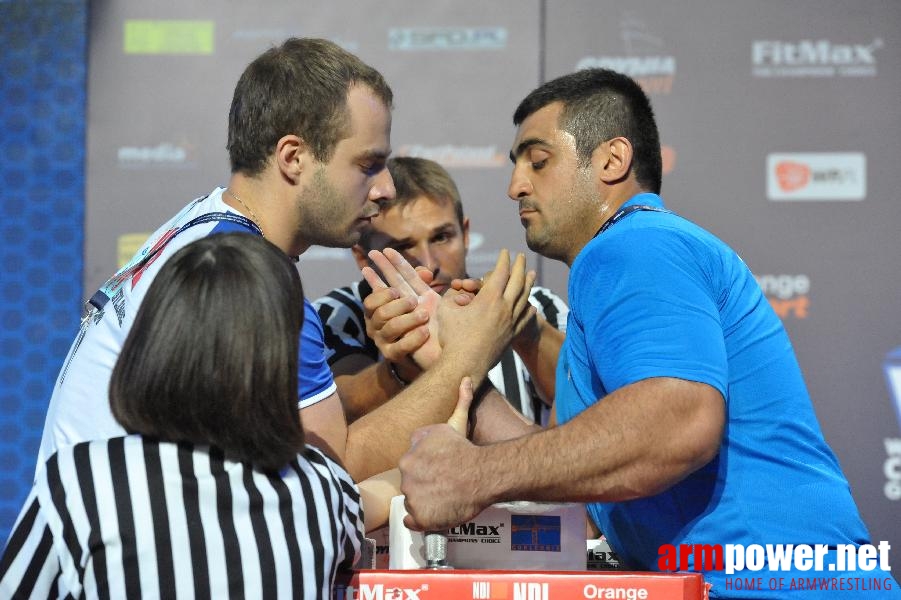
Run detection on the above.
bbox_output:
[0,436,364,599]
[314,281,569,425]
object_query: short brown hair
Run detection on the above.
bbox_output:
[227,37,393,175]
[360,156,464,249]
[109,233,305,472]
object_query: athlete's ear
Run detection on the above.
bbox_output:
[593,137,633,185]
[275,134,314,184]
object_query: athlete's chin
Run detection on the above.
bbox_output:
[315,231,359,250]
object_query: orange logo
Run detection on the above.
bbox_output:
[775,161,811,192]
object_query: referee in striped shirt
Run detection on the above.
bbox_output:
[314,156,568,429]
[1,233,364,598]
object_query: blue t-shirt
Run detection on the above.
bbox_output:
[162,210,336,408]
[556,193,883,597]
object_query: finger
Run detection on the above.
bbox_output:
[415,266,435,286]
[361,265,389,291]
[384,248,433,296]
[510,268,537,319]
[401,496,422,531]
[403,514,423,531]
[513,305,538,338]
[362,287,401,318]
[479,249,511,296]
[450,277,482,294]
[502,252,528,304]
[451,291,476,306]
[366,296,421,327]
[381,325,430,361]
[447,376,473,434]
[376,312,430,343]
[368,250,418,295]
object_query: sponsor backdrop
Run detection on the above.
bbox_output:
[1,0,900,559]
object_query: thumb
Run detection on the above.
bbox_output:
[415,266,435,286]
[447,376,474,434]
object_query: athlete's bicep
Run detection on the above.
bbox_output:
[299,392,347,465]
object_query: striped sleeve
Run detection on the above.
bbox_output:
[304,448,365,572]
[529,285,569,333]
[313,283,379,366]
[0,481,63,598]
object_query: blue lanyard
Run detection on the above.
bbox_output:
[594,204,670,238]
[87,211,261,312]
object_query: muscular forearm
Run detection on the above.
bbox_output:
[333,358,404,423]
[469,384,540,444]
[345,348,495,481]
[472,378,725,506]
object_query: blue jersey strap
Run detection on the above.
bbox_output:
[87,212,261,311]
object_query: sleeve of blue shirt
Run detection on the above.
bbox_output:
[572,222,729,399]
[298,298,338,408]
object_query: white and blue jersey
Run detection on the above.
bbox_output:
[37,187,336,468]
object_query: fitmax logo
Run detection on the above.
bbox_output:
[450,522,501,536]
[334,583,427,600]
[753,39,881,77]
[754,39,880,65]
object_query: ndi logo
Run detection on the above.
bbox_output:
[884,347,901,501]
[388,27,507,51]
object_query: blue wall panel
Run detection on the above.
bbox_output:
[0,0,87,543]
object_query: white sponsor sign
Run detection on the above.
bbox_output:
[766,152,866,201]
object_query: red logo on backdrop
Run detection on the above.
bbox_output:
[775,161,811,192]
[661,145,677,175]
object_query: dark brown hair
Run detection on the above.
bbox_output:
[109,233,305,472]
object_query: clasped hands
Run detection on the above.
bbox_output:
[360,248,537,380]
[360,248,537,531]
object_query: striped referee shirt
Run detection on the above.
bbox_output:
[313,281,569,425]
[0,436,364,599]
